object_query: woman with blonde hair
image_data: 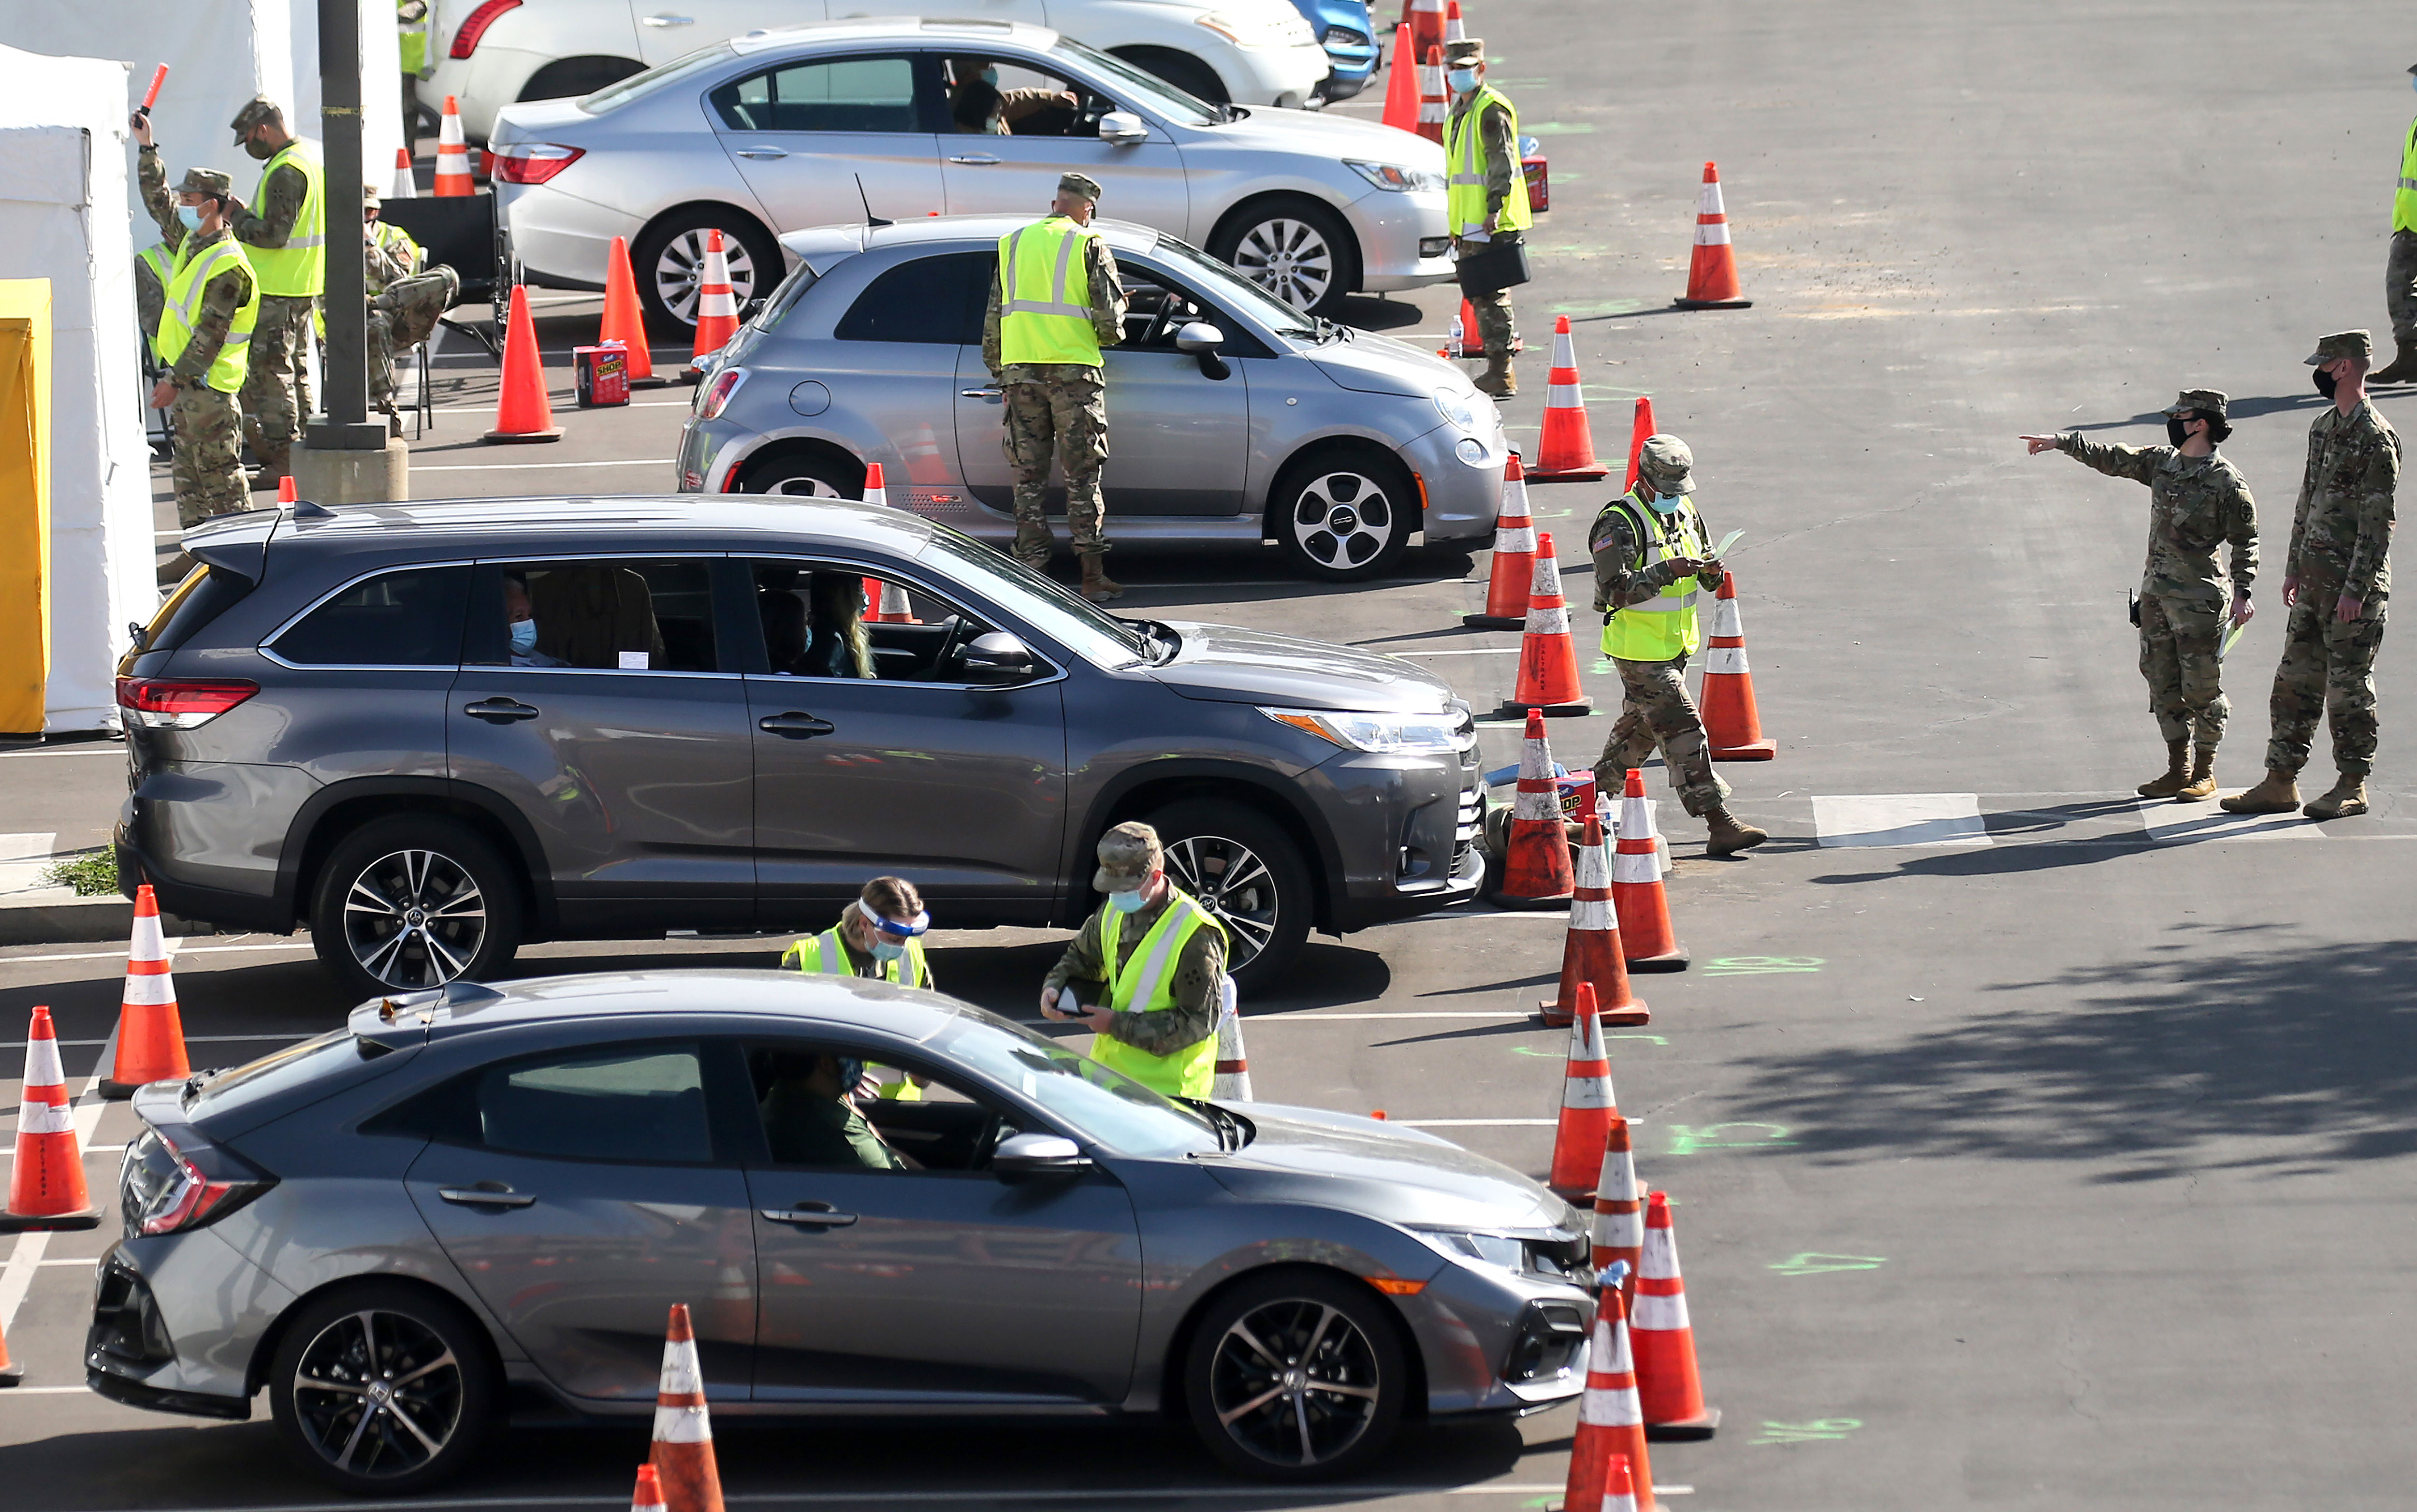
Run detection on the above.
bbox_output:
[803,571,875,679]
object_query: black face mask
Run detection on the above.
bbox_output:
[2314,369,2339,398]
[242,134,275,161]
[2167,419,2192,447]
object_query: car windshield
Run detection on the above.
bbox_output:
[1049,36,1221,127]
[929,1014,1219,1159]
[1149,236,1322,341]
[580,42,739,114]
[917,528,1152,669]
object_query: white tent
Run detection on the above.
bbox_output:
[0,45,153,733]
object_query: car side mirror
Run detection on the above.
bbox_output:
[993,1131,1093,1177]
[1175,321,1230,380]
[963,630,1037,684]
[1099,110,1148,144]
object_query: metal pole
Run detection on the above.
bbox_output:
[308,0,386,449]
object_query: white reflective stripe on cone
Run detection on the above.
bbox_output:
[1518,739,1552,780]
[1704,646,1748,675]
[1524,605,1570,635]
[652,1404,713,1443]
[22,1033,64,1088]
[1579,1382,1643,1427]
[120,973,177,1007]
[1573,842,1610,890]
[17,1099,74,1135]
[1496,526,1537,552]
[1551,339,1577,367]
[658,1341,703,1395]
[1712,598,1744,637]
[1693,221,1732,246]
[1697,182,1725,215]
[1612,850,1659,884]
[1563,1075,1616,1111]
[1621,798,1660,839]
[1595,1208,1643,1247]
[1632,1291,1690,1330]
[1514,788,1559,820]
[1546,382,1582,405]
[130,913,167,960]
[1571,898,1612,930]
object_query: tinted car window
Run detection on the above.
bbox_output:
[476,1045,712,1163]
[485,560,718,672]
[134,566,252,658]
[269,566,467,667]
[835,253,989,345]
[710,55,920,133]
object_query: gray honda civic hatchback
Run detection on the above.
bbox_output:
[115,496,1483,1000]
[88,972,1596,1491]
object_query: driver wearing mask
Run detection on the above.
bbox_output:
[759,1050,911,1169]
[948,57,1076,134]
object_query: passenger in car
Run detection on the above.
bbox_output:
[757,566,811,674]
[801,571,875,679]
[501,575,568,667]
[759,1050,911,1169]
[527,563,666,669]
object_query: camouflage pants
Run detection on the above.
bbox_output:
[2138,591,2228,747]
[1466,287,1516,357]
[368,266,460,409]
[2262,585,2390,777]
[1596,654,1731,819]
[241,293,318,474]
[168,384,248,529]
[2388,229,2417,348]
[1002,377,1108,564]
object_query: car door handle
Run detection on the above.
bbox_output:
[438,1185,537,1209]
[961,388,1004,401]
[734,147,789,160]
[761,1202,858,1227]
[946,154,1001,165]
[464,697,539,723]
[641,13,695,25]
[758,712,836,737]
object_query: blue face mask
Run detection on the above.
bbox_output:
[1448,68,1478,94]
[1107,888,1146,913]
[871,939,905,962]
[981,66,1000,86]
[176,204,204,233]
[1647,493,1684,515]
[509,620,537,654]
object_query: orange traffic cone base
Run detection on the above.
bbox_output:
[1674,295,1752,311]
[1625,943,1689,974]
[1542,999,1649,1029]
[1644,1406,1721,1441]
[1463,613,1524,629]
[0,1209,101,1234]
[1495,696,1592,719]
[1527,461,1611,484]
[1711,736,1777,761]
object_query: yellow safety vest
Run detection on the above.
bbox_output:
[249,142,326,298]
[157,238,260,395]
[398,0,432,76]
[1598,489,1706,663]
[1446,84,1532,238]
[370,220,423,275]
[781,926,930,1100]
[2397,118,2417,234]
[997,217,1103,368]
[1087,887,1225,1100]
[136,243,175,358]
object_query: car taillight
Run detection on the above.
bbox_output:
[494,143,584,185]
[449,0,523,58]
[121,1127,275,1237]
[116,676,259,729]
[698,366,748,422]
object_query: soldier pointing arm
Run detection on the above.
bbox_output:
[131,111,259,534]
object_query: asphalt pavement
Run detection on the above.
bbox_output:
[47,1,2417,1509]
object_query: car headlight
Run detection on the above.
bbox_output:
[1321,26,1368,48]
[1262,706,1468,755]
[1196,8,1316,48]
[1412,1227,1592,1282]
[1455,436,1488,466]
[1346,160,1447,194]
[1433,386,1480,433]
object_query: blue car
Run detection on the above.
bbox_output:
[1293,0,1381,100]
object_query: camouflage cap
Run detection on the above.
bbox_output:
[1093,821,1162,892]
[362,183,381,207]
[1638,434,1696,493]
[1058,172,1104,204]
[174,167,233,198]
[2162,389,2228,418]
[228,96,284,139]
[2305,330,2372,365]
[1443,38,1485,66]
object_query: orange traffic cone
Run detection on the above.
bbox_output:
[1380,23,1419,135]
[1572,1454,1640,1512]
[1443,0,1465,43]
[1212,1008,1252,1101]
[390,145,417,200]
[649,1304,726,1512]
[689,230,739,367]
[1674,162,1751,310]
[630,1463,667,1512]
[0,1309,17,1387]
[1622,396,1657,492]
[1562,1278,1656,1512]
[857,465,919,625]
[1541,815,1649,1028]
[3,1007,99,1233]
[1457,296,1484,357]
[433,95,473,196]
[601,235,663,387]
[1612,770,1687,971]
[1546,983,1618,1198]
[1635,1190,1718,1438]
[1498,709,1574,904]
[1416,44,1446,145]
[1528,318,1609,482]
[1407,0,1445,73]
[1464,451,1535,629]
[1499,532,1589,718]
[276,475,297,506]
[1590,1116,1644,1306]
[102,884,188,1099]
[485,286,563,443]
[1702,571,1776,760]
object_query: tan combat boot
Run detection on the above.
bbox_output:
[2175,745,2218,801]
[2137,740,2192,799]
[2371,338,2417,385]
[1472,350,1517,398]
[1078,553,1125,604]
[2304,773,2369,819]
[2220,769,2301,814]
[1704,808,1768,857]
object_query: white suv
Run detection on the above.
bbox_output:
[430,0,1330,140]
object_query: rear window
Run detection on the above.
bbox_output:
[836,252,990,345]
[132,567,252,660]
[386,1043,715,1164]
[269,566,469,667]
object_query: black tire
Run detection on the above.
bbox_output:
[268,1280,499,1494]
[633,205,782,329]
[742,451,864,499]
[1142,798,1311,993]
[309,815,523,1000]
[1110,46,1230,104]
[1182,1268,1409,1480]
[1208,195,1359,317]
[1269,443,1416,581]
[517,55,645,103]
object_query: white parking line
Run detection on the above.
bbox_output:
[0,941,314,965]
[28,1487,1657,1510]
[1392,647,1520,656]
[1395,1118,1561,1127]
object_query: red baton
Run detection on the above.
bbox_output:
[139,64,168,115]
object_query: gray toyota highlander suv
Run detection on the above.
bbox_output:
[115,496,1482,998]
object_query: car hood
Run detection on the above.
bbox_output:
[1202,1104,1586,1234]
[1309,330,1466,397]
[1196,105,1449,169]
[1148,621,1454,713]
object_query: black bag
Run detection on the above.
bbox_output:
[1456,235,1532,294]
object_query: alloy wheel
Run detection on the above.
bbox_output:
[765,476,846,497]
[290,1309,465,1481]
[1207,1297,1384,1470]
[343,849,487,989]
[1287,470,1396,574]
[653,228,759,325]
[1229,218,1335,311]
[1163,833,1280,970]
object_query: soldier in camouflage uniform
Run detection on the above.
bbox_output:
[982,172,1128,602]
[132,116,255,530]
[361,185,460,429]
[2226,331,2400,820]
[2022,389,2257,801]
[1444,38,1525,397]
[1039,822,1229,1098]
[225,98,322,485]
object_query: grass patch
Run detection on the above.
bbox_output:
[43,849,121,897]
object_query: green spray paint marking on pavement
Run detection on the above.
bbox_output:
[1522,121,1598,136]
[1705,956,1826,977]
[1553,298,1654,319]
[1665,1121,1795,1156]
[1770,1252,1887,1277]
[1752,1419,1862,1446]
